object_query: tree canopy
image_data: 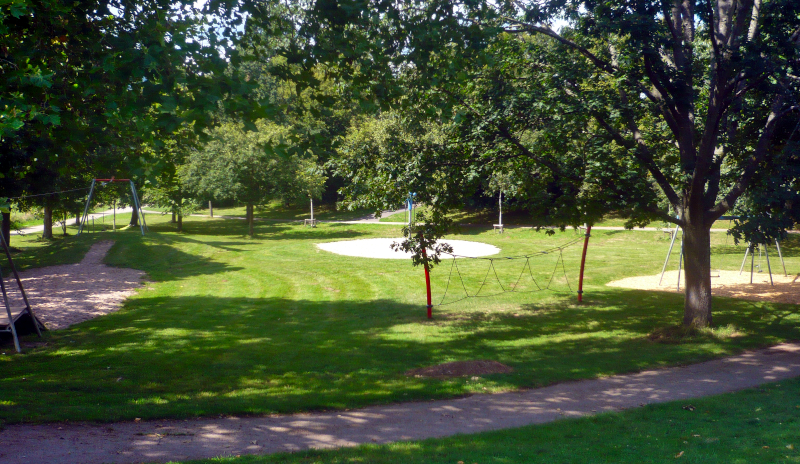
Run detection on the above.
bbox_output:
[1,0,270,237]
[255,0,800,327]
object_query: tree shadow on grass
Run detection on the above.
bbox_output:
[152,217,375,242]
[2,287,799,423]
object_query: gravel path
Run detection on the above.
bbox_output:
[3,343,800,464]
[4,224,800,464]
[3,241,145,331]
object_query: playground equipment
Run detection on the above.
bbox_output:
[0,230,44,353]
[78,178,147,235]
[738,241,787,285]
[304,197,318,227]
[659,219,786,288]
[424,234,585,318]
[493,192,504,233]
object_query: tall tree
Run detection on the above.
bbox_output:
[1,0,269,240]
[261,0,800,327]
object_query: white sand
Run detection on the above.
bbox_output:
[316,238,500,259]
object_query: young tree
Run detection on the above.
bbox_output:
[182,120,311,236]
[263,0,800,327]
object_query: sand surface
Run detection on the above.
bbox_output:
[608,269,800,304]
[317,237,500,259]
[3,241,145,331]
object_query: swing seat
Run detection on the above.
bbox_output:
[304,219,318,228]
[493,224,504,233]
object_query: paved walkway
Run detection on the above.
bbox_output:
[11,207,139,236]
[3,343,800,464]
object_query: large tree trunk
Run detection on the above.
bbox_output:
[177,214,183,233]
[171,211,176,223]
[682,223,713,327]
[42,204,53,239]
[1,212,10,249]
[129,207,139,227]
[246,203,254,236]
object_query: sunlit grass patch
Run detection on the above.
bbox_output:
[0,214,799,424]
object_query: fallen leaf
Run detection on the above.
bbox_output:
[675,451,684,458]
[787,444,794,450]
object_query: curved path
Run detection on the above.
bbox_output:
[3,343,800,464]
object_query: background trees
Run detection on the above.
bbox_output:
[1,0,268,239]
[182,120,325,236]
[259,0,800,327]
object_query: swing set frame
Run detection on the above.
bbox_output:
[78,178,148,235]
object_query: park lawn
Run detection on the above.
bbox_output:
[174,376,800,464]
[188,201,372,222]
[1,215,799,424]
[379,207,736,230]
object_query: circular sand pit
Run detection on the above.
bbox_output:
[608,270,800,305]
[316,238,499,259]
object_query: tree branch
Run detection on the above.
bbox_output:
[592,111,682,209]
[500,19,617,74]
[708,95,786,221]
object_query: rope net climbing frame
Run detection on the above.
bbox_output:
[434,236,585,307]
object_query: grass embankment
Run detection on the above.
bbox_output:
[1,215,798,425]
[172,377,800,464]
[379,207,737,229]
[196,201,372,222]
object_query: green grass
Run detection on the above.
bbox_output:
[1,215,799,426]
[379,207,737,229]
[189,201,373,222]
[172,376,800,464]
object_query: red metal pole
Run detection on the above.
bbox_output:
[421,246,433,319]
[578,225,592,303]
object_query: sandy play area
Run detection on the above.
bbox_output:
[608,269,800,305]
[3,241,145,331]
[317,237,500,259]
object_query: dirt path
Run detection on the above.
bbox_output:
[2,343,800,464]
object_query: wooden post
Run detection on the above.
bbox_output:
[209,201,213,218]
[113,200,116,231]
[499,191,503,227]
[577,224,591,303]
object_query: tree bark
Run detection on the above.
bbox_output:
[1,212,10,249]
[177,214,183,233]
[42,204,53,239]
[129,207,139,227]
[172,211,176,223]
[247,203,254,236]
[75,212,81,227]
[682,223,713,327]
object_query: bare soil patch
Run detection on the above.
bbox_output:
[3,241,145,331]
[608,270,800,305]
[406,360,514,378]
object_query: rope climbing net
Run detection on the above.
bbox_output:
[435,236,585,307]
